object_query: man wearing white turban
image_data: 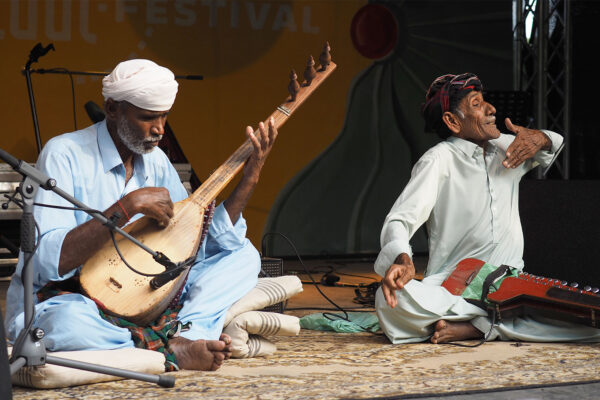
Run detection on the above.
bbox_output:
[5,59,278,371]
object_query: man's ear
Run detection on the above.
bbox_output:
[104,98,120,120]
[442,111,462,134]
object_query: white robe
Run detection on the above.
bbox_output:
[375,132,600,343]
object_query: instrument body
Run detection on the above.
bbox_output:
[442,258,600,328]
[80,61,337,325]
[487,274,600,328]
[440,258,485,296]
[81,199,205,326]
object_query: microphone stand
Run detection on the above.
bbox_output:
[23,43,55,155]
[30,68,204,81]
[0,148,176,388]
[23,42,203,157]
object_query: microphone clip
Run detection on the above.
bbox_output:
[150,252,184,290]
[25,43,55,70]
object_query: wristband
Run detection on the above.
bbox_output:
[117,199,130,221]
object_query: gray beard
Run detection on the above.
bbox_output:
[116,117,161,155]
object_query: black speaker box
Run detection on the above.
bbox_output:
[520,179,600,286]
[259,257,285,313]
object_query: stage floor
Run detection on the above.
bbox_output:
[5,257,600,399]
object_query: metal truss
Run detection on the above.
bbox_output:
[513,0,571,179]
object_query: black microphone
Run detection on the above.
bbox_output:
[26,43,55,68]
[174,74,203,80]
[150,252,185,290]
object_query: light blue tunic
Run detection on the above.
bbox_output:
[4,120,260,350]
[375,131,600,343]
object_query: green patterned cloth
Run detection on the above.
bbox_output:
[36,277,188,371]
[300,312,380,333]
[461,262,519,305]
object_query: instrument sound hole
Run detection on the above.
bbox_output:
[108,277,123,292]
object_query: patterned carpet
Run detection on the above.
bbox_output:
[11,329,600,399]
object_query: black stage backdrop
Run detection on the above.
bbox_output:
[520,179,600,286]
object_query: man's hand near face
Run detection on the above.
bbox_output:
[382,253,415,308]
[503,118,552,169]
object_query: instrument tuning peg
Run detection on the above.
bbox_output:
[593,288,599,294]
[561,281,568,286]
[304,55,316,86]
[584,285,592,292]
[570,282,579,288]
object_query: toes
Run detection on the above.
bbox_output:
[220,333,232,345]
[206,339,227,352]
[214,351,226,363]
[435,320,447,331]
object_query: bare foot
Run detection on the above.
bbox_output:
[430,320,483,344]
[168,333,232,371]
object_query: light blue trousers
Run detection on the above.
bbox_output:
[7,243,260,351]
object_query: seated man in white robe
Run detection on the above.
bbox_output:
[375,73,600,344]
[5,59,278,371]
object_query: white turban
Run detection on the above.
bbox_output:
[102,59,178,111]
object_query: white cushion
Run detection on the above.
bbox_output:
[224,276,303,326]
[224,311,300,358]
[8,347,165,389]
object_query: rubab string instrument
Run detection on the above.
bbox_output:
[80,43,337,325]
[443,258,600,328]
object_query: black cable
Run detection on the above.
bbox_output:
[66,69,77,130]
[9,196,186,280]
[335,271,378,281]
[10,219,42,359]
[261,232,380,334]
[40,67,77,130]
[108,228,195,278]
[440,308,496,348]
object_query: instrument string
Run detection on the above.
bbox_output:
[27,200,193,279]
[108,229,194,278]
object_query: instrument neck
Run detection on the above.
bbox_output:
[189,62,337,208]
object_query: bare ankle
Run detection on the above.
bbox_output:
[431,320,482,344]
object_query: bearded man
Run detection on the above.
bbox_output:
[4,59,276,371]
[375,73,600,344]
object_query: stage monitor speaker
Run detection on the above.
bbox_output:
[520,179,600,286]
[259,257,285,313]
[0,308,13,399]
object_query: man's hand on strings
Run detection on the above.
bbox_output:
[244,117,279,180]
[121,187,174,228]
[224,117,279,224]
[59,187,173,275]
[503,118,551,169]
[381,253,415,308]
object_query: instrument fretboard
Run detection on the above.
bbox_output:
[191,62,337,207]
